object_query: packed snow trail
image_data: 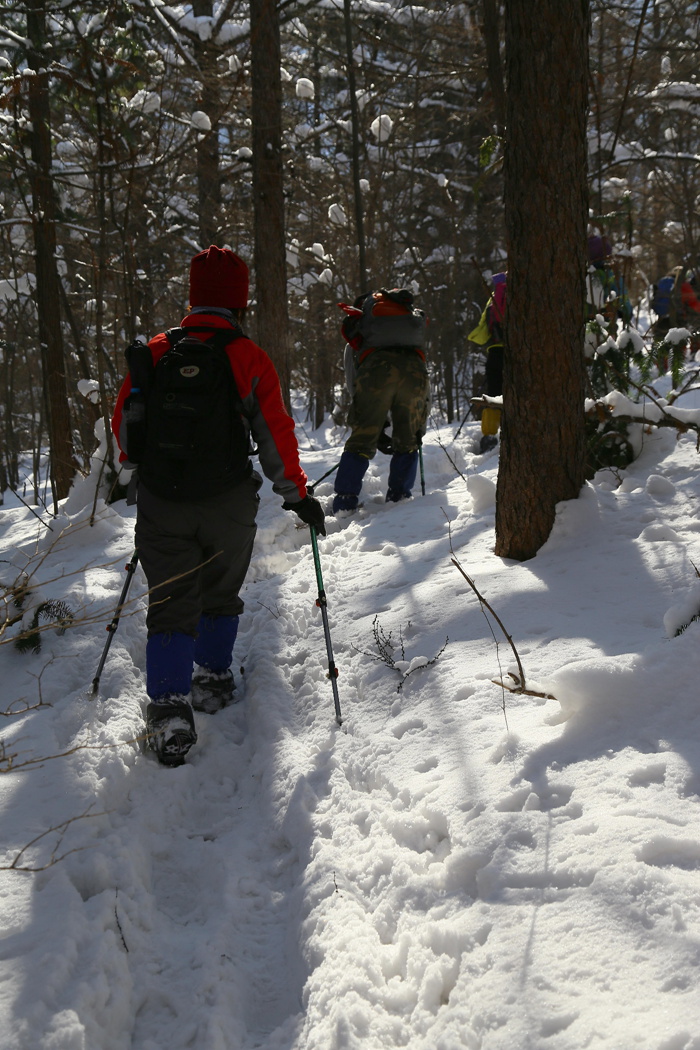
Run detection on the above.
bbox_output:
[2,415,700,1048]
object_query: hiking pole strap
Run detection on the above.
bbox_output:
[91,551,139,697]
[310,526,343,725]
[307,460,341,497]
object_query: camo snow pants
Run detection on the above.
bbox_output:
[345,348,429,458]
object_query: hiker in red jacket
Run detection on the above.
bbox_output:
[112,246,324,766]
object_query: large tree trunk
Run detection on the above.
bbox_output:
[26,0,76,504]
[495,0,590,561]
[250,0,291,401]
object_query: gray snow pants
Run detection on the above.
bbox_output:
[135,473,261,637]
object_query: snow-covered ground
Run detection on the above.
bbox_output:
[2,394,700,1050]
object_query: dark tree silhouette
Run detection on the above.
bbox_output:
[495,0,590,560]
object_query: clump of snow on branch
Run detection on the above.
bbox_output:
[328,203,347,226]
[124,90,160,114]
[370,114,393,142]
[191,111,211,132]
[296,78,315,100]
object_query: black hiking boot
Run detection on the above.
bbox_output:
[145,695,197,767]
[191,668,236,714]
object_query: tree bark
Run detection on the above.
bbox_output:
[495,0,590,561]
[26,0,76,503]
[250,0,291,401]
[193,0,223,248]
[343,0,368,291]
[481,0,506,134]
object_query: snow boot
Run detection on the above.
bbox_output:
[145,695,197,767]
[386,450,418,502]
[192,667,236,713]
[333,450,369,514]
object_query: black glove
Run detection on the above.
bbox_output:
[283,495,326,536]
[376,421,393,455]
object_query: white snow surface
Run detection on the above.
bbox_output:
[3,401,700,1049]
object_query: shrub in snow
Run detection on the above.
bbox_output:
[2,567,73,655]
[583,318,647,473]
[356,616,448,693]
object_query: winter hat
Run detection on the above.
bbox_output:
[587,234,612,264]
[189,245,249,309]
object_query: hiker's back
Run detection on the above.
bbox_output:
[131,328,250,501]
[343,288,427,358]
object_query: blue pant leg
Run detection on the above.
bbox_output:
[386,451,418,502]
[194,614,239,673]
[146,632,196,699]
[333,450,370,512]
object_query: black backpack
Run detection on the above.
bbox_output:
[123,326,251,501]
[343,288,427,357]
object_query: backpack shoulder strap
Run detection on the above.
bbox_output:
[165,324,245,349]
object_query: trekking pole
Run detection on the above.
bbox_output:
[454,404,473,439]
[309,526,343,725]
[91,550,139,697]
[416,431,426,496]
[307,460,341,496]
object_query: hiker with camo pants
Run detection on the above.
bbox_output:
[333,289,430,513]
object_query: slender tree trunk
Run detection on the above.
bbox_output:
[194,0,222,247]
[250,0,291,400]
[495,0,589,561]
[343,0,368,291]
[26,0,76,504]
[481,0,506,134]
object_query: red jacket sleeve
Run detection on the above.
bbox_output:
[681,282,700,315]
[228,337,307,503]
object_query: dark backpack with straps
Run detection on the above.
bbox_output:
[123,326,251,501]
[651,274,676,318]
[343,288,427,356]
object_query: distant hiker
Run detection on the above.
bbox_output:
[651,266,700,340]
[468,271,506,454]
[332,288,430,513]
[111,245,325,766]
[585,234,632,330]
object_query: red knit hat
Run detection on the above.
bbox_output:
[189,245,249,309]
